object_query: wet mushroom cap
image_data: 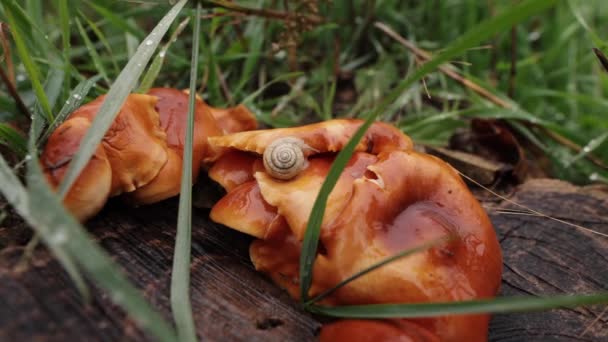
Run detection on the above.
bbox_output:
[41,88,258,220]
[41,117,112,222]
[68,93,168,196]
[319,319,440,342]
[207,119,413,156]
[208,119,502,341]
[128,88,224,204]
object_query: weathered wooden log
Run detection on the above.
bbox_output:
[488,179,608,341]
[0,178,606,341]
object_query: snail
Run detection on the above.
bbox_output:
[41,87,257,222]
[208,119,502,341]
[262,137,308,180]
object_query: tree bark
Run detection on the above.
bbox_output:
[0,178,606,341]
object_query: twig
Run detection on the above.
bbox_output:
[271,76,306,117]
[215,64,234,105]
[15,233,41,273]
[374,21,608,170]
[203,0,323,25]
[0,23,30,123]
[375,22,511,108]
[0,23,15,85]
[593,48,608,73]
[579,306,608,337]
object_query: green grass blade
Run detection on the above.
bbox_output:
[234,10,264,97]
[86,0,144,38]
[306,237,450,305]
[299,0,558,302]
[25,0,42,26]
[308,292,608,318]
[322,78,337,121]
[57,0,188,199]
[566,132,608,166]
[3,0,53,122]
[202,32,221,103]
[78,10,120,74]
[0,123,27,157]
[138,16,191,93]
[568,0,608,51]
[28,114,90,299]
[74,18,111,85]
[58,0,71,94]
[170,4,201,342]
[44,68,65,111]
[240,72,304,105]
[39,75,102,144]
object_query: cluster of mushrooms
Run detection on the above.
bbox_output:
[42,89,503,341]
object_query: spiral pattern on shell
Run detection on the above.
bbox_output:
[263,137,307,180]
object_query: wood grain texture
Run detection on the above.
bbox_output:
[487,179,608,341]
[0,178,606,341]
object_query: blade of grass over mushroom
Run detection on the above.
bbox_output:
[57,0,188,199]
[2,0,53,122]
[28,114,90,299]
[39,76,102,144]
[306,237,451,306]
[308,292,608,318]
[169,4,201,342]
[299,0,558,302]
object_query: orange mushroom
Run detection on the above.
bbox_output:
[208,119,502,341]
[319,320,440,342]
[41,87,256,221]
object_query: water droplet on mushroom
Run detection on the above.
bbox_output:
[145,39,153,46]
[73,94,82,100]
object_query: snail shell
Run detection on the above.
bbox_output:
[263,137,307,180]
